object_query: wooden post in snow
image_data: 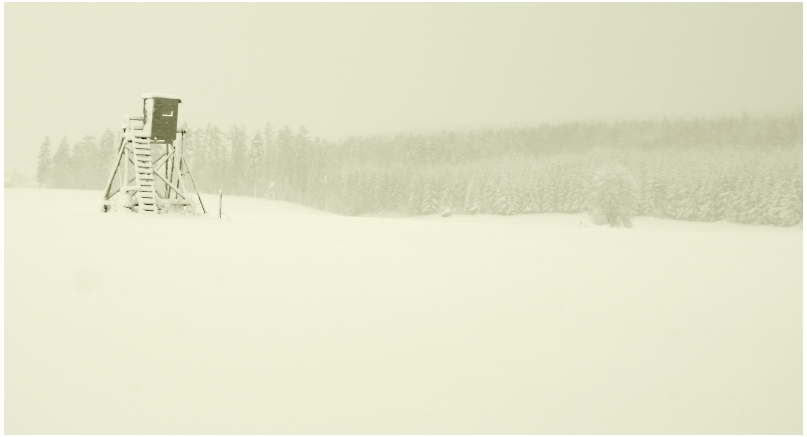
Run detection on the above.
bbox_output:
[218,189,223,219]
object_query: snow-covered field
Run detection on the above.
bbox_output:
[5,188,802,434]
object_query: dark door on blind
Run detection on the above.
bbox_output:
[148,99,180,142]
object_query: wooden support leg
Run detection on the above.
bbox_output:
[100,139,127,211]
[182,157,206,214]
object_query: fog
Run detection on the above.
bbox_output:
[4,3,802,173]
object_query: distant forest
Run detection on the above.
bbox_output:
[36,113,803,226]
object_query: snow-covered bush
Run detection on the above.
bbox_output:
[587,165,638,228]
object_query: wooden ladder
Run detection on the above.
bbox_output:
[132,139,158,214]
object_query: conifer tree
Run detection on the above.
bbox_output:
[391,177,409,213]
[188,127,206,175]
[420,174,440,214]
[50,137,72,188]
[206,125,226,192]
[246,130,265,196]
[228,125,248,195]
[408,174,424,213]
[465,180,481,215]
[36,136,52,188]
[275,126,294,199]
[98,129,116,187]
[493,179,518,215]
[263,123,276,189]
[520,180,540,214]
[71,136,99,189]
[295,127,311,203]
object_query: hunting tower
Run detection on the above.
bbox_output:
[101,93,205,214]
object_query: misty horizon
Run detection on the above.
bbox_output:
[5,2,802,174]
[6,106,803,179]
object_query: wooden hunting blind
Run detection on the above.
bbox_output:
[142,93,181,142]
[100,93,205,214]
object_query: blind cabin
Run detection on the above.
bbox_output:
[141,93,181,142]
[100,93,205,214]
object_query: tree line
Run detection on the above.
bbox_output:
[36,113,802,226]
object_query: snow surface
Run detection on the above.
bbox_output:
[4,188,802,434]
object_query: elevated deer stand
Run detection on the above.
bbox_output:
[101,93,205,214]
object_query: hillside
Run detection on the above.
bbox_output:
[4,188,802,434]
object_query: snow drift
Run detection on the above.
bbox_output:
[4,188,802,434]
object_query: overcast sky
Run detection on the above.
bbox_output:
[5,3,802,174]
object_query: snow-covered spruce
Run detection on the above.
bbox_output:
[587,165,638,228]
